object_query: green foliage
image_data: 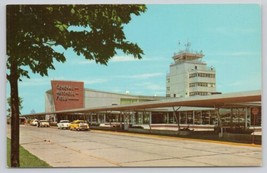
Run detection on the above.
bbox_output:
[129,125,144,129]
[7,138,51,167]
[6,5,146,80]
[6,5,146,167]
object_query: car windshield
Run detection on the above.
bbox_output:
[61,120,69,123]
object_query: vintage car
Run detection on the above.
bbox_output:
[30,119,38,126]
[57,120,70,129]
[38,120,50,127]
[69,120,89,131]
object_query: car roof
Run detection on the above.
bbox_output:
[72,120,86,123]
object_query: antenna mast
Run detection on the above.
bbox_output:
[185,41,191,52]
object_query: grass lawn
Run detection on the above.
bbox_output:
[7,138,51,168]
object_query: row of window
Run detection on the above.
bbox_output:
[189,82,215,87]
[193,66,214,71]
[166,78,170,83]
[56,107,261,126]
[189,73,215,78]
[189,92,209,96]
[166,87,170,91]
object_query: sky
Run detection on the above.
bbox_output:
[5,4,261,115]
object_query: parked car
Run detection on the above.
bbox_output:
[69,120,89,131]
[30,119,38,126]
[38,120,50,127]
[57,120,70,129]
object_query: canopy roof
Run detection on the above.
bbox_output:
[23,90,261,117]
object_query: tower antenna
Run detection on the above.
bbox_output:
[185,41,191,52]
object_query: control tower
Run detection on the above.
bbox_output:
[166,43,216,97]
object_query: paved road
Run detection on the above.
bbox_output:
[7,125,262,167]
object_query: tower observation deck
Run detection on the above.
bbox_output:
[172,50,204,64]
[172,42,205,64]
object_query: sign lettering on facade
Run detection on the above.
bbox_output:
[51,80,84,111]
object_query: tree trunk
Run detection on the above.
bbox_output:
[10,62,20,167]
[173,107,180,131]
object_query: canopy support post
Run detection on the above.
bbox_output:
[172,106,181,131]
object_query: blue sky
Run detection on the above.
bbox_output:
[6,4,261,115]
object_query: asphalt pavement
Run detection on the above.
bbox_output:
[6,125,262,167]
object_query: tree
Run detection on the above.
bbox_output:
[6,5,146,167]
[6,97,23,117]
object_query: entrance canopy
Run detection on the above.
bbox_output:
[23,90,261,117]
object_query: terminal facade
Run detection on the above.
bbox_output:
[44,85,261,130]
[45,83,229,130]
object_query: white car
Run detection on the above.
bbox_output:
[30,119,38,126]
[57,120,70,129]
[38,120,50,127]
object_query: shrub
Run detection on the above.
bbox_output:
[90,122,100,126]
[130,125,144,129]
[227,127,253,134]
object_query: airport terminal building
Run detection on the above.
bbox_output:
[42,80,261,131]
[44,81,217,129]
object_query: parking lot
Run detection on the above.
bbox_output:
[7,125,262,167]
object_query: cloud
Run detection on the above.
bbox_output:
[110,55,140,62]
[69,55,141,65]
[208,51,260,58]
[18,73,164,87]
[19,78,54,87]
[68,55,166,65]
[218,72,261,93]
[83,78,109,85]
[129,73,164,79]
[226,81,242,87]
[135,82,165,91]
[19,76,109,87]
[74,73,164,85]
[71,58,94,65]
[110,56,167,63]
[229,51,260,57]
[118,72,165,79]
